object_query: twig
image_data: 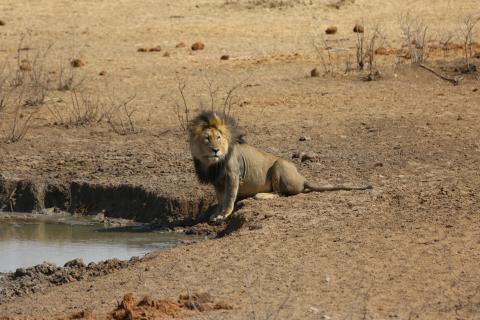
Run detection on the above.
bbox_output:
[418,63,459,85]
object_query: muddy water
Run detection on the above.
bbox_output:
[0,214,193,272]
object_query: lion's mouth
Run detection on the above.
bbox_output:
[207,155,221,162]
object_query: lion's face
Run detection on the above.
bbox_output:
[190,127,230,165]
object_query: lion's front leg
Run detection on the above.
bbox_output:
[210,173,239,224]
[214,185,224,214]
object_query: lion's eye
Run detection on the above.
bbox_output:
[204,138,209,143]
[216,135,221,140]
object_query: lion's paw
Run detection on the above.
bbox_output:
[209,214,227,225]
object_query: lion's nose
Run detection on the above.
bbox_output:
[212,148,219,154]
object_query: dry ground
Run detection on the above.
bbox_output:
[1,0,480,319]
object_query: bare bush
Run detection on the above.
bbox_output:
[355,25,384,80]
[439,31,455,58]
[173,79,190,131]
[56,60,86,91]
[399,13,430,64]
[104,93,137,135]
[173,75,249,131]
[2,87,38,143]
[312,37,336,75]
[46,90,103,127]
[459,15,480,73]
[11,37,53,107]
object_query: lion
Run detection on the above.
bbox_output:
[188,111,372,223]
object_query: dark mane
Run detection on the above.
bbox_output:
[189,111,245,184]
[188,111,246,145]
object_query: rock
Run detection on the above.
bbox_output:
[99,70,106,76]
[163,52,170,57]
[14,268,27,278]
[19,60,32,71]
[175,42,186,48]
[148,45,162,52]
[220,54,229,60]
[64,258,86,269]
[137,47,147,52]
[310,68,320,77]
[325,26,337,35]
[34,262,57,275]
[353,24,364,33]
[191,42,205,50]
[299,135,311,141]
[0,20,5,26]
[375,47,387,55]
[301,152,320,162]
[70,59,85,68]
[292,151,305,159]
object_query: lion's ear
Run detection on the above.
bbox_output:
[236,128,247,144]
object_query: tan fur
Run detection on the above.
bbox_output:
[188,112,372,223]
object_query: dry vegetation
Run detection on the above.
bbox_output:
[1,0,480,318]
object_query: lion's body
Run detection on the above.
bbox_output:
[231,144,305,197]
[188,111,371,222]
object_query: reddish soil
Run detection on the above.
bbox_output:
[1,0,480,319]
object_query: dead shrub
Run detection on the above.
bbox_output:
[399,13,430,64]
[355,24,385,80]
[1,86,38,143]
[459,15,480,73]
[173,74,249,131]
[104,93,138,135]
[46,90,103,127]
[11,39,53,107]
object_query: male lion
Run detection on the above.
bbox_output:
[188,111,372,223]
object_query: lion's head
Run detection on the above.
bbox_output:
[188,112,245,183]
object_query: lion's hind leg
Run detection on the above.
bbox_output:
[271,159,305,196]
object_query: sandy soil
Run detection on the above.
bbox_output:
[1,0,480,319]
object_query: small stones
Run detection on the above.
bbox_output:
[301,152,320,163]
[148,45,162,52]
[139,46,162,52]
[0,20,5,26]
[175,42,186,48]
[220,54,229,60]
[64,258,86,269]
[325,26,338,35]
[163,52,170,57]
[299,135,311,141]
[375,47,387,55]
[14,268,27,278]
[292,151,320,162]
[353,24,364,33]
[191,42,205,50]
[99,70,106,76]
[70,58,85,68]
[19,60,32,71]
[310,68,320,77]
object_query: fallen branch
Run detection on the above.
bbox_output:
[418,63,459,85]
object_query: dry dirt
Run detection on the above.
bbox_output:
[1,0,480,319]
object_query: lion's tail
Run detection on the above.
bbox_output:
[303,181,373,193]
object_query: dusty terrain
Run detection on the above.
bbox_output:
[1,0,480,319]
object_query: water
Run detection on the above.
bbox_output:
[0,214,193,273]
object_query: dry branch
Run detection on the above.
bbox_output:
[418,63,459,85]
